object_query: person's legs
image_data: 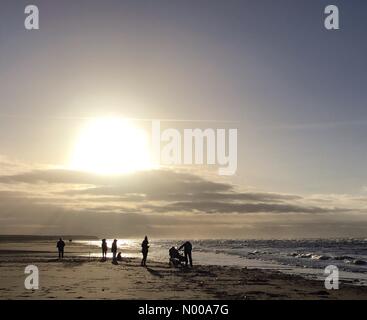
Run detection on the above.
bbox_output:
[142,252,147,266]
[61,250,64,258]
[58,250,61,259]
[188,252,193,267]
[184,252,188,266]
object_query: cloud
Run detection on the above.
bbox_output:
[0,168,231,193]
[0,155,32,175]
[0,192,365,238]
[141,201,346,214]
[145,191,302,202]
[0,167,353,216]
[0,163,365,236]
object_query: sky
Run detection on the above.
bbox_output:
[0,0,367,238]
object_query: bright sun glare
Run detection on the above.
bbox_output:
[70,117,152,174]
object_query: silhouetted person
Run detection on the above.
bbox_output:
[111,239,118,263]
[117,252,123,261]
[101,239,108,259]
[169,246,186,267]
[141,236,149,267]
[56,238,65,259]
[169,247,182,260]
[178,241,193,267]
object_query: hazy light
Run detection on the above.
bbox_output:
[70,117,152,174]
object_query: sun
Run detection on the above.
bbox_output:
[70,117,152,174]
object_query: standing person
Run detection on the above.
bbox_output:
[141,236,149,267]
[101,239,108,260]
[178,241,193,267]
[56,238,65,259]
[111,239,118,262]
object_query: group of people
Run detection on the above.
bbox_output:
[102,238,122,264]
[169,241,193,267]
[56,236,193,268]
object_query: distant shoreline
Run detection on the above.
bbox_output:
[0,235,99,241]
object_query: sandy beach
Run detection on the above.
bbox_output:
[1,240,367,300]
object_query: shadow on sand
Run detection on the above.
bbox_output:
[146,267,164,278]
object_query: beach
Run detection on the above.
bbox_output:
[1,239,367,300]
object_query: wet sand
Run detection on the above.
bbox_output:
[1,253,367,300]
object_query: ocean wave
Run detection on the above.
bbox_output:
[311,254,331,260]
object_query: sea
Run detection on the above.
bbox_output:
[76,238,367,286]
